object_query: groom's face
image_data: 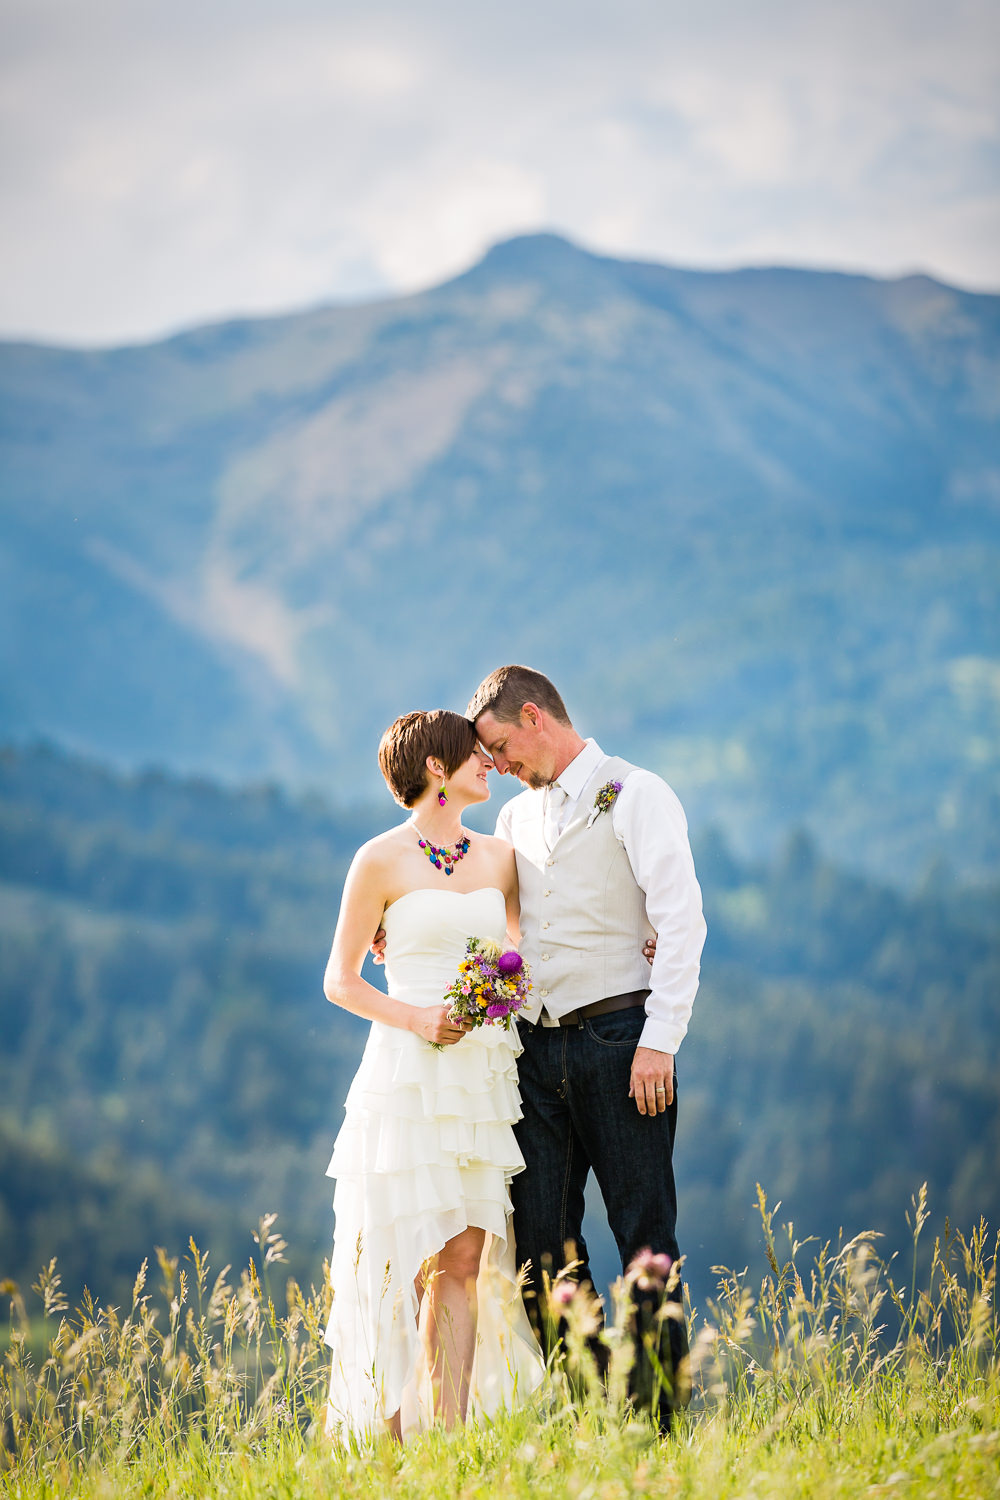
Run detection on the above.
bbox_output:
[475,708,554,790]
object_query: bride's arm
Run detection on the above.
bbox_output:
[323,847,470,1047]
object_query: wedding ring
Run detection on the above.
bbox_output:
[655,1087,666,1095]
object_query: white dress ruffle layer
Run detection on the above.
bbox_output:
[323,886,544,1439]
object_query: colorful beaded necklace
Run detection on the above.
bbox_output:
[412,823,471,875]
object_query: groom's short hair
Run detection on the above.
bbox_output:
[378,710,478,807]
[467,666,571,727]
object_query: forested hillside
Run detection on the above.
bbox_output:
[2,742,996,1311]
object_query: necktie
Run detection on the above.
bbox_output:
[543,784,568,851]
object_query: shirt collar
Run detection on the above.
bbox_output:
[552,738,604,802]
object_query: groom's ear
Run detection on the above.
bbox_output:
[520,703,542,730]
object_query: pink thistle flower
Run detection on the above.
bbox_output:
[626,1247,673,1292]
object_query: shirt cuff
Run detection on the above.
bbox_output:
[638,1014,685,1056]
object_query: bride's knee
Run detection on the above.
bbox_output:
[437,1228,486,1285]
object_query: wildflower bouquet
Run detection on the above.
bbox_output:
[444,937,532,1034]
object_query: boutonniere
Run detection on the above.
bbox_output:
[586,780,623,827]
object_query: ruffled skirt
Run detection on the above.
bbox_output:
[323,1016,544,1438]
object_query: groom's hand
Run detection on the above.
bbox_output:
[370,927,387,966]
[629,1047,674,1115]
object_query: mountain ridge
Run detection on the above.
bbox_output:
[2,233,997,881]
[11,230,990,355]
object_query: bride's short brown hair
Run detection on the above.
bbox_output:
[378,710,478,808]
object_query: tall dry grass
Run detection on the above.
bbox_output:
[2,1189,997,1498]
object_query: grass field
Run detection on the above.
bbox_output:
[2,1190,997,1498]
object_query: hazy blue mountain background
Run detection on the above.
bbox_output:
[1,233,998,1319]
[2,233,998,883]
[2,743,997,1313]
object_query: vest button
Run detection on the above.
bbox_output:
[543,890,551,897]
[541,953,550,961]
[539,988,548,998]
[546,859,555,867]
[541,920,550,929]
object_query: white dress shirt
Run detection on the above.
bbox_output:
[499,739,706,1056]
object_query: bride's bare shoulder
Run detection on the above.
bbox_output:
[349,823,412,875]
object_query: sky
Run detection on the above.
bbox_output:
[1,0,998,346]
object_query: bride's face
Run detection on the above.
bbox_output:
[444,745,494,804]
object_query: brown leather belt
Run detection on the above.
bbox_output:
[534,989,649,1028]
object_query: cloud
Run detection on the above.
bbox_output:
[0,0,997,344]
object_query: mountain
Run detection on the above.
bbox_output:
[1,234,998,881]
[2,743,997,1311]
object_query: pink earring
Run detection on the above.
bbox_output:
[438,781,448,807]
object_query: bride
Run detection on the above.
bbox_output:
[321,709,545,1441]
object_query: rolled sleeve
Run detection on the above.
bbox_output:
[613,771,706,1055]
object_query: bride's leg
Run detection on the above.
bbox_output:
[424,1226,486,1427]
[380,1408,403,1442]
[379,1265,432,1443]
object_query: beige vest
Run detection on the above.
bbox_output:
[507,755,654,1022]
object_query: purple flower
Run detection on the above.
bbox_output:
[498,951,523,974]
[486,1002,507,1019]
[550,1280,577,1307]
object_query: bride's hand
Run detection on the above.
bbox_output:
[409,1005,470,1046]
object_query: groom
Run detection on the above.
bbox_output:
[467,665,706,1415]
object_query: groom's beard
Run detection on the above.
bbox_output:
[520,770,555,790]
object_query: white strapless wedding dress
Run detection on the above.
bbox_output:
[323,886,545,1439]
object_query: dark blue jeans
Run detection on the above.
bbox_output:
[511,1003,689,1408]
